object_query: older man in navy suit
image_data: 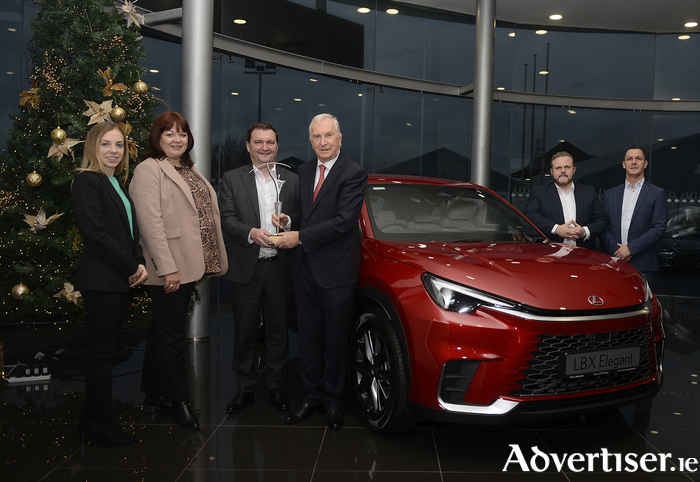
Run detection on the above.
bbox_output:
[524,151,606,250]
[275,113,368,430]
[601,146,667,291]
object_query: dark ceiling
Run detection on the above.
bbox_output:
[401,0,699,34]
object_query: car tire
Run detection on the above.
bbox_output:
[349,307,417,433]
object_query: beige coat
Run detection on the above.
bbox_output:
[129,157,228,285]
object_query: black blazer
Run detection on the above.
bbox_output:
[524,182,606,250]
[294,152,368,289]
[72,171,144,293]
[219,164,299,285]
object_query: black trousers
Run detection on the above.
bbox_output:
[295,258,355,409]
[140,282,195,403]
[81,290,130,423]
[229,257,290,393]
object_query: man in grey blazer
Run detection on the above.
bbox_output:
[219,123,299,414]
[602,145,667,291]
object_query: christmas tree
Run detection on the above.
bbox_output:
[0,0,161,324]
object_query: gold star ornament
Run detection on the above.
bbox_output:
[53,282,82,305]
[120,0,144,28]
[19,79,41,110]
[48,137,83,161]
[98,67,128,97]
[83,99,114,125]
[23,208,64,233]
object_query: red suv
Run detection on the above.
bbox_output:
[349,175,664,433]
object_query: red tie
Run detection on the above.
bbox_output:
[313,165,326,202]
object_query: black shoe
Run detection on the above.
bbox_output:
[226,391,255,414]
[284,402,323,424]
[89,420,140,447]
[143,394,173,414]
[268,388,290,412]
[172,401,200,430]
[326,407,344,430]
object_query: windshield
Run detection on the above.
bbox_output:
[365,183,546,243]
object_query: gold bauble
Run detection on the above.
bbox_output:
[26,171,43,187]
[133,80,148,94]
[11,283,30,300]
[111,105,126,122]
[51,127,67,144]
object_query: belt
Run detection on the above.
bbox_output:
[258,256,278,263]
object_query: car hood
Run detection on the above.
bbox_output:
[376,241,646,311]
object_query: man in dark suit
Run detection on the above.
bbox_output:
[601,146,667,291]
[524,151,606,250]
[274,113,368,430]
[219,122,299,414]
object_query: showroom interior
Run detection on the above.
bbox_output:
[2,0,700,480]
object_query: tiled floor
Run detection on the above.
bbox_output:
[3,285,700,481]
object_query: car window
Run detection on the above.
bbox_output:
[365,184,546,243]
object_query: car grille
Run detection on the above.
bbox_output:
[511,327,655,397]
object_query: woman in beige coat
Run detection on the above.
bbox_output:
[130,112,227,430]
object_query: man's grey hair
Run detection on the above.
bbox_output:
[308,113,341,138]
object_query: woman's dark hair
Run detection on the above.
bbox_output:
[143,112,195,167]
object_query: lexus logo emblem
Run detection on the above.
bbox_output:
[588,295,604,306]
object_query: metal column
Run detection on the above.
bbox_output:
[182,0,214,340]
[471,0,496,188]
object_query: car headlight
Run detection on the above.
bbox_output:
[421,273,516,314]
[644,276,653,302]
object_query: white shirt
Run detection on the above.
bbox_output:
[249,165,279,258]
[552,182,589,246]
[314,154,339,190]
[621,177,644,246]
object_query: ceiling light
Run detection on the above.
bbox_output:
[509,32,515,37]
[672,97,681,101]
[496,87,505,90]
[310,78,318,82]
[549,14,562,20]
[386,8,399,15]
[567,110,576,114]
[8,28,17,32]
[149,69,159,73]
[657,138,664,141]
[234,19,246,25]
[536,30,547,35]
[294,98,302,102]
[231,92,239,96]
[358,93,363,96]
[406,123,412,127]
[679,35,690,40]
[672,146,677,150]
[685,22,698,28]
[7,71,14,75]
[358,7,370,14]
[539,70,549,75]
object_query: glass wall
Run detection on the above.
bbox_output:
[1,0,699,305]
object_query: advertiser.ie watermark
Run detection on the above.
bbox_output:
[503,445,698,473]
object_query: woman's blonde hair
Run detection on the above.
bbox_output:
[77,122,130,180]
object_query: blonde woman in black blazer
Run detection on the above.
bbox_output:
[72,122,148,446]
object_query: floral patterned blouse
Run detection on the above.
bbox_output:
[171,163,222,276]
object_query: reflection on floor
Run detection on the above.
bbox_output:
[2,292,700,482]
